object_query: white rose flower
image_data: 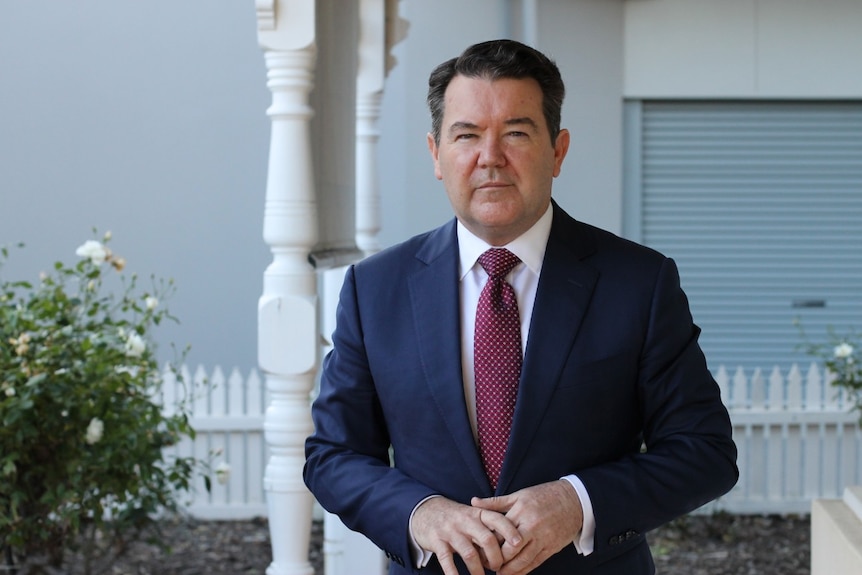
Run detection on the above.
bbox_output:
[215,461,231,485]
[85,417,104,445]
[145,296,159,311]
[124,332,146,358]
[4,387,14,398]
[834,343,854,359]
[75,240,109,265]
[114,365,138,376]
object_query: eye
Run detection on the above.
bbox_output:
[454,133,477,141]
[507,131,527,138]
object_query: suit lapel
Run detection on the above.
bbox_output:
[498,205,599,492]
[407,221,491,494]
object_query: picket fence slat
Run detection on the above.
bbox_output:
[160,363,860,519]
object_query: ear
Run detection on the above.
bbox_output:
[427,132,443,180]
[552,129,570,178]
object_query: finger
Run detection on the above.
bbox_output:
[434,548,461,575]
[498,541,545,575]
[500,541,524,564]
[434,537,489,575]
[475,538,503,572]
[476,507,523,551]
[500,537,530,565]
[470,516,506,571]
[451,536,493,575]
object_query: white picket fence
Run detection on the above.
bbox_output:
[161,363,860,519]
[158,364,270,520]
[711,363,861,514]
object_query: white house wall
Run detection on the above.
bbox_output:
[536,0,625,235]
[624,0,862,98]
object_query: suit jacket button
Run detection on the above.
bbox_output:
[608,535,620,546]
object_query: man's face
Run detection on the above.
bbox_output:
[427,75,569,246]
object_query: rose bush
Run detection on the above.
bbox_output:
[800,324,861,419]
[824,338,861,414]
[0,233,205,573]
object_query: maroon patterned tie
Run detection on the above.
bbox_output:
[474,248,522,489]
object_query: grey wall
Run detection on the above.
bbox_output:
[0,2,271,370]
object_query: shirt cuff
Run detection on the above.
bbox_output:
[408,495,441,568]
[561,474,596,556]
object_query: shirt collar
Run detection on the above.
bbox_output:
[457,203,553,280]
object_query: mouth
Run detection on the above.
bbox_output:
[476,181,512,191]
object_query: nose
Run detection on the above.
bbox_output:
[478,137,506,168]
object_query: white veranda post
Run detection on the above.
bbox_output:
[355,0,385,255]
[256,2,318,574]
[256,1,407,573]
[355,0,406,256]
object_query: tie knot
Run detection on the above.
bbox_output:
[478,248,521,280]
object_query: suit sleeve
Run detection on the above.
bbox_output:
[303,265,435,570]
[576,257,738,554]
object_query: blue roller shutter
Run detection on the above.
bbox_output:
[632,101,862,373]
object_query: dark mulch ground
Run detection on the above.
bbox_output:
[650,513,810,575]
[7,513,810,574]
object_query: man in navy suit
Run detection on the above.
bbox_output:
[304,39,737,575]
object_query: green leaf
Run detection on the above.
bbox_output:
[25,373,48,388]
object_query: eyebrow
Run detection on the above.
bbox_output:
[505,117,539,130]
[448,121,479,135]
[447,117,539,136]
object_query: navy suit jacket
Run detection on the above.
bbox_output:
[304,202,738,574]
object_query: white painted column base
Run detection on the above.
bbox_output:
[323,512,388,575]
[318,266,388,575]
[811,486,862,574]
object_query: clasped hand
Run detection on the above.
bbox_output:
[412,480,582,575]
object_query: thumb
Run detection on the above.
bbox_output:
[471,494,512,513]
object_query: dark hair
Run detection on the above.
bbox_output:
[427,39,565,146]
